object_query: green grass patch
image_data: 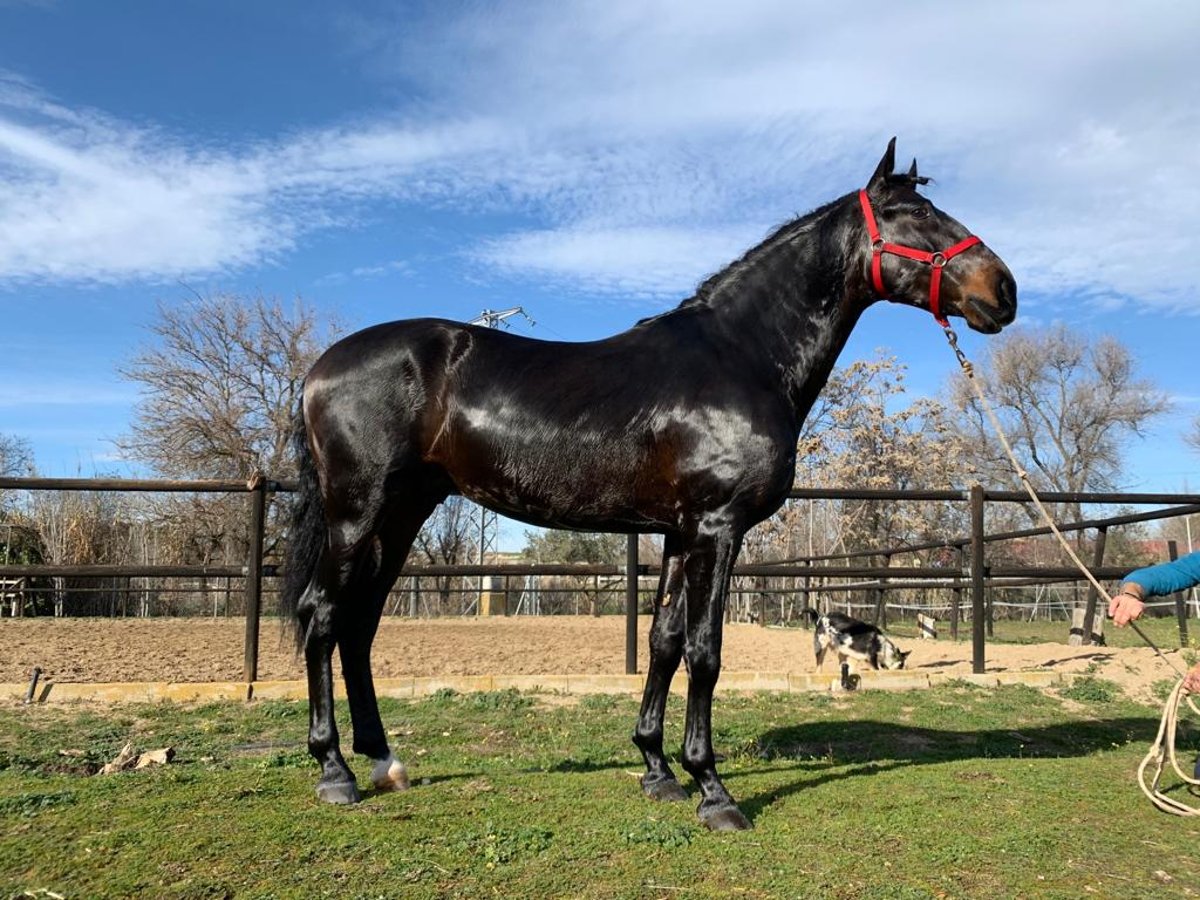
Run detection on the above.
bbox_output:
[882,614,1196,650]
[1060,675,1122,703]
[1,686,1197,898]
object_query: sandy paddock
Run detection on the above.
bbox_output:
[1,616,1187,702]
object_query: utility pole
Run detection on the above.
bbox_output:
[470,307,535,331]
[464,306,535,614]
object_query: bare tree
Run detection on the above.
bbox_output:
[788,354,972,555]
[117,293,341,582]
[28,487,138,615]
[950,324,1170,524]
[0,433,33,515]
[119,293,336,480]
[0,434,32,477]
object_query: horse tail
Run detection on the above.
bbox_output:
[280,391,326,649]
[799,607,820,625]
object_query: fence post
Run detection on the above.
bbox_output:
[1169,540,1190,648]
[243,475,268,684]
[1079,526,1107,645]
[625,534,638,675]
[801,559,811,620]
[970,485,986,674]
[872,553,891,627]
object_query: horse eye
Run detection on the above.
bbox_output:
[912,205,931,220]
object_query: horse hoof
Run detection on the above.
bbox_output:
[641,775,688,802]
[370,756,410,792]
[699,803,753,831]
[316,778,362,805]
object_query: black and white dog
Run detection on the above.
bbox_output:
[800,608,910,687]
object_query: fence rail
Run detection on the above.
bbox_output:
[2,477,1197,680]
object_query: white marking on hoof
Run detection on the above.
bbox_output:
[370,753,410,792]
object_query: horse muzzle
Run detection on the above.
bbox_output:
[960,268,1017,334]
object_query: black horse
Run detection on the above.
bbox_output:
[280,139,1017,831]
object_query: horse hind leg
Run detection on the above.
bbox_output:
[632,533,689,802]
[299,482,417,804]
[337,492,444,795]
[297,545,362,804]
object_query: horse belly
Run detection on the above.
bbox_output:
[440,432,674,531]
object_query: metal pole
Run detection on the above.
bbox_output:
[801,559,811,620]
[970,485,986,674]
[1080,526,1107,645]
[951,546,963,641]
[1187,515,1199,617]
[625,534,638,675]
[1168,540,1189,648]
[243,477,267,683]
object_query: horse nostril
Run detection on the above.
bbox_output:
[995,271,1017,319]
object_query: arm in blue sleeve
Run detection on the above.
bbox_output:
[1124,551,1200,597]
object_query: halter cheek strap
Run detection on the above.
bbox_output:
[857,189,982,327]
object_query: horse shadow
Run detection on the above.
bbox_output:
[734,714,1164,821]
[515,713,1177,824]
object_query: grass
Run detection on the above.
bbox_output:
[882,613,1196,650]
[2,685,1199,898]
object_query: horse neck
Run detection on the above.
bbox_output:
[697,195,871,424]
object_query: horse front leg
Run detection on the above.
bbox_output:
[681,522,751,831]
[633,534,688,801]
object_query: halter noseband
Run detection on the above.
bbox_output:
[857,189,982,327]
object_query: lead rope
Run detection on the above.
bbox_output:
[942,325,1200,815]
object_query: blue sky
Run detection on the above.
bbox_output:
[2,0,1198,547]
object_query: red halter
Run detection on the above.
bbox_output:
[857,189,982,327]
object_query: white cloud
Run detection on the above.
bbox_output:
[0,380,135,407]
[1,1,1199,314]
[476,223,764,299]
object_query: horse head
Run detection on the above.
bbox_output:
[859,138,1017,334]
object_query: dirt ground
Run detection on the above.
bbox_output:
[2,616,1190,701]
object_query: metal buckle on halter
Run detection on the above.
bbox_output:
[930,252,946,268]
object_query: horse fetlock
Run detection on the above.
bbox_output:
[631,724,662,752]
[370,754,410,792]
[679,746,715,780]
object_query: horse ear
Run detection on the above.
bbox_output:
[868,137,897,189]
[908,158,919,180]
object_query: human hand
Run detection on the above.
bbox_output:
[1182,662,1200,694]
[1108,592,1145,627]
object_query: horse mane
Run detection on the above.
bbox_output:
[678,194,848,311]
[684,169,934,306]
[638,168,935,321]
